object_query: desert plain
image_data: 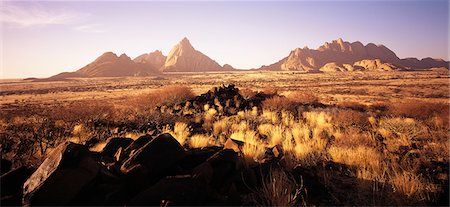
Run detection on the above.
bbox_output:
[1,70,449,206]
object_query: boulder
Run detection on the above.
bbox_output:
[22,142,100,206]
[128,174,209,206]
[0,166,34,206]
[122,134,153,158]
[1,158,12,175]
[193,149,239,193]
[178,146,222,171]
[120,133,186,175]
[101,137,133,158]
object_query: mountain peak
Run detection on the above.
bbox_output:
[179,37,193,49]
[162,37,222,72]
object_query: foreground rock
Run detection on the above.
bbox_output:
[1,166,34,206]
[23,142,100,206]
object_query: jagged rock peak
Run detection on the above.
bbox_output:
[178,37,194,50]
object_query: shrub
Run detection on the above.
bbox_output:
[250,168,305,206]
[388,100,449,124]
[262,96,297,113]
[286,91,319,105]
[332,109,370,129]
[130,85,194,111]
[51,100,114,123]
[390,169,438,202]
[378,118,426,145]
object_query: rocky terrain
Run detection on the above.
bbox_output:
[161,37,225,72]
[1,84,448,206]
[42,38,448,80]
[258,38,448,71]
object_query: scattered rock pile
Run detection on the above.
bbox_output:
[0,133,307,206]
[158,84,273,116]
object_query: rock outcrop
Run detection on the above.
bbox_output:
[260,38,448,71]
[319,59,402,72]
[134,50,166,69]
[76,52,157,77]
[353,59,402,71]
[47,52,159,80]
[161,38,224,72]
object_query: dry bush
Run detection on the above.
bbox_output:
[261,86,279,96]
[388,100,449,125]
[51,100,114,123]
[250,168,305,206]
[390,169,438,202]
[332,109,370,129]
[262,96,298,113]
[239,87,257,98]
[337,100,367,111]
[332,127,376,148]
[130,85,194,111]
[378,118,426,145]
[286,91,319,105]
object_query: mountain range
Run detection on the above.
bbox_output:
[47,37,448,79]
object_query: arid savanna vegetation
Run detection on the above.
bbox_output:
[1,71,448,206]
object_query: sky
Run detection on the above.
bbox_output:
[1,0,449,78]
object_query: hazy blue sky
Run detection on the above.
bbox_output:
[1,0,449,78]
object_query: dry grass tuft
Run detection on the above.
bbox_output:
[163,122,191,145]
[188,134,215,148]
[250,168,305,206]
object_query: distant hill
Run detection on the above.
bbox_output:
[43,37,448,80]
[47,52,159,80]
[161,37,226,72]
[133,50,166,70]
[258,38,448,72]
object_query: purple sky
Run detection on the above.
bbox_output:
[1,0,449,78]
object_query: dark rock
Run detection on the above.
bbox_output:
[0,166,34,206]
[22,142,100,206]
[193,149,240,194]
[117,133,186,200]
[128,174,209,206]
[122,134,153,158]
[158,85,272,116]
[1,158,12,175]
[101,137,133,157]
[178,146,222,171]
[120,133,186,175]
[70,166,124,205]
[293,165,334,206]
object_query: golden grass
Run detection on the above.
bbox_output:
[188,134,215,148]
[163,122,191,145]
[390,169,437,200]
[250,168,305,206]
[329,146,382,172]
